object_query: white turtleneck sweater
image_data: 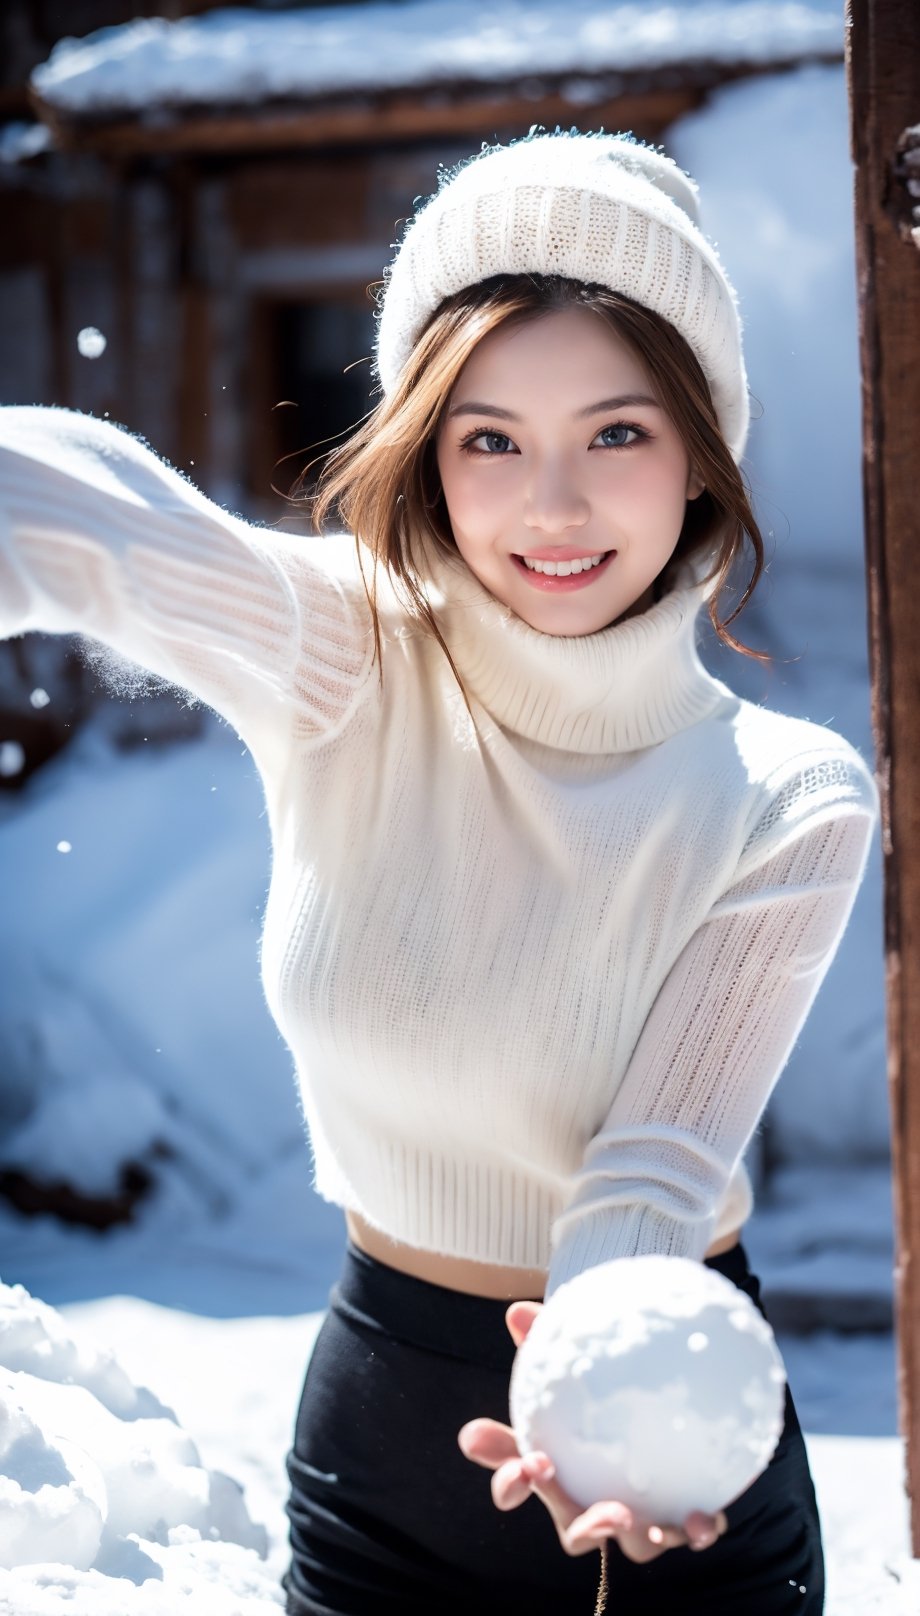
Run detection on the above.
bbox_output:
[0,408,878,1297]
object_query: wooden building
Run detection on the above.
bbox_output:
[1,1,845,520]
[0,0,844,775]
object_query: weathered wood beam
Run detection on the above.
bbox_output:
[26,54,840,160]
[29,86,699,158]
[846,0,920,1557]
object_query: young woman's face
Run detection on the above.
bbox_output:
[435,306,704,635]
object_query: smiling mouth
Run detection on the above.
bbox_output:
[511,550,616,588]
[518,552,611,576]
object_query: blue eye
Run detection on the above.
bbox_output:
[459,429,515,456]
[596,423,645,449]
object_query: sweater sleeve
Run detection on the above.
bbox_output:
[0,406,374,749]
[545,746,879,1297]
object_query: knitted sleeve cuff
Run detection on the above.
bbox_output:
[546,1198,718,1300]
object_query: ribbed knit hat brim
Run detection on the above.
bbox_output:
[374,130,749,460]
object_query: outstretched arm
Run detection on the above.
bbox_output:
[0,406,374,752]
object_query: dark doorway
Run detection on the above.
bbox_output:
[249,292,377,519]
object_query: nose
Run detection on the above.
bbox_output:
[522,457,590,535]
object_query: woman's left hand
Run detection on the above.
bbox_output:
[457,1299,729,1564]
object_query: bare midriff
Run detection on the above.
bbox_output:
[345,1210,742,1302]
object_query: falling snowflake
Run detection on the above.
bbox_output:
[76,326,107,359]
[0,741,25,777]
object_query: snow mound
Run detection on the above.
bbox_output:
[0,717,303,1241]
[0,1395,105,1573]
[0,1283,170,1420]
[0,1076,167,1202]
[0,1282,280,1613]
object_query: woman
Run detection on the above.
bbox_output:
[0,131,877,1614]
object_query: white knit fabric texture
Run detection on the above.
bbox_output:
[375,130,750,458]
[0,409,878,1290]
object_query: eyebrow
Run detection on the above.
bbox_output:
[446,393,661,422]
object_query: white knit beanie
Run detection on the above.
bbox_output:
[374,128,749,460]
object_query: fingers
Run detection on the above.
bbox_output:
[561,1497,677,1561]
[526,1475,730,1564]
[458,1422,557,1516]
[457,1418,519,1469]
[560,1498,638,1558]
[516,1453,610,1555]
[459,1417,732,1565]
[683,1508,729,1551]
[504,1299,541,1349]
[491,1457,533,1512]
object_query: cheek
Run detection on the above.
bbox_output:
[437,455,467,517]
[603,455,689,532]
[441,464,511,534]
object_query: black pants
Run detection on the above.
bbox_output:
[284,1239,824,1615]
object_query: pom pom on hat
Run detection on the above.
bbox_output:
[374,128,749,460]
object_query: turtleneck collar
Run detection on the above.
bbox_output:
[416,541,734,756]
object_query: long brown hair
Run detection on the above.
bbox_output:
[306,274,769,686]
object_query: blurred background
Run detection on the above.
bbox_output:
[0,0,891,1381]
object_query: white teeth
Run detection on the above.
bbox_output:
[521,553,608,576]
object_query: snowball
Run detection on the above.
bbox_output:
[510,1255,786,1522]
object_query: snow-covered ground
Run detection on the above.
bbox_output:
[0,1273,913,1615]
[0,1284,280,1613]
[30,1,844,117]
[0,44,908,1616]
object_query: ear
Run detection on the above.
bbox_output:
[686,467,706,501]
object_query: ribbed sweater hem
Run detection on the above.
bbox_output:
[313,1139,566,1272]
[309,1134,750,1281]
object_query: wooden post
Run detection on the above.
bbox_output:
[846,0,920,1556]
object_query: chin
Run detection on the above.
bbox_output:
[515,584,631,627]
[518,607,619,637]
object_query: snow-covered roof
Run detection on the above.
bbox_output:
[31,1,844,119]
